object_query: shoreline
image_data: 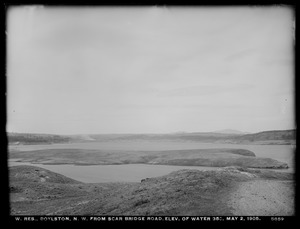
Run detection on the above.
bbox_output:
[8,159,294,184]
[9,159,294,171]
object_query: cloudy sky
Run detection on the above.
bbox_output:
[7,6,295,134]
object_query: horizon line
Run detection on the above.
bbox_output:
[6,128,296,136]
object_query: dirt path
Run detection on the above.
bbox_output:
[229,180,295,216]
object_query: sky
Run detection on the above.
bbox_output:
[6,6,295,134]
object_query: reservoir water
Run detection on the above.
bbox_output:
[8,140,295,183]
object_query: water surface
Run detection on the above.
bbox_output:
[9,140,295,182]
[9,160,220,183]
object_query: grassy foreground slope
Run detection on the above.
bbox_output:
[9,165,294,216]
[9,148,289,169]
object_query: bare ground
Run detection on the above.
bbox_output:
[228,180,295,216]
[9,165,295,216]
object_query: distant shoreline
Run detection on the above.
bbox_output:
[7,129,296,145]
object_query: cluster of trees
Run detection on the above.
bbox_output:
[8,133,70,144]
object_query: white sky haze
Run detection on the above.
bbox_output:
[7,6,295,134]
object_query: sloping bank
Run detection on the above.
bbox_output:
[9,165,294,215]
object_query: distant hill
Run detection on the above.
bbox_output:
[233,129,296,142]
[87,129,295,144]
[212,129,251,135]
[7,129,296,145]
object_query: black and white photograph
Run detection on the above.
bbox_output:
[6,5,296,219]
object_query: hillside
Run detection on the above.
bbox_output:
[9,165,294,215]
[213,129,250,134]
[232,129,296,142]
